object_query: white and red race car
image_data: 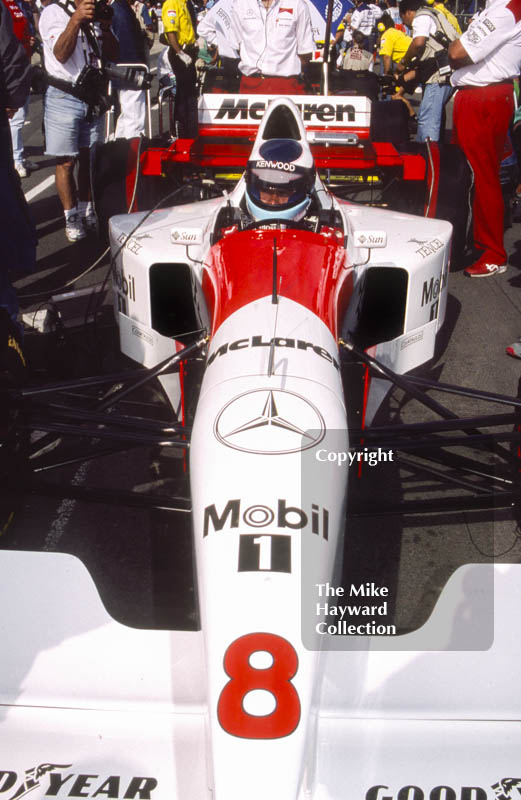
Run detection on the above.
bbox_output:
[0,96,520,800]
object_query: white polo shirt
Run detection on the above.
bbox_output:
[350,3,379,35]
[451,0,521,87]
[39,4,100,83]
[228,0,315,76]
[197,0,236,59]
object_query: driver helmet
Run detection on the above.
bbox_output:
[245,139,315,222]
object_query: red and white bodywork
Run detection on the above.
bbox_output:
[1,99,519,800]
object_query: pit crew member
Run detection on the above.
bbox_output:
[197,0,236,60]
[161,0,198,137]
[449,0,521,277]
[350,0,381,49]
[378,12,411,73]
[228,0,315,95]
[39,0,117,241]
[397,0,458,141]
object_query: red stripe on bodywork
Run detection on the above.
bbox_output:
[424,141,440,218]
[125,137,141,212]
[357,364,372,478]
[202,228,353,337]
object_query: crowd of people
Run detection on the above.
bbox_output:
[1,0,521,339]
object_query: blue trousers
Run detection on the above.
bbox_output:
[417,83,454,142]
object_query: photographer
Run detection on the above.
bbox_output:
[397,0,458,142]
[39,0,117,241]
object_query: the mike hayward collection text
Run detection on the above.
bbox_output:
[315,582,397,636]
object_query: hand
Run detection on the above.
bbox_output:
[73,0,96,23]
[177,50,192,66]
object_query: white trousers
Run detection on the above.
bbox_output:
[115,88,146,139]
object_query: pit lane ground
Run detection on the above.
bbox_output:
[2,86,521,639]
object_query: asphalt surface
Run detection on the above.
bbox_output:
[3,81,521,636]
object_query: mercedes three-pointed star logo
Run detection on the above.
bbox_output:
[214,389,326,454]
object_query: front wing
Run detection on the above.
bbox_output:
[1,549,520,798]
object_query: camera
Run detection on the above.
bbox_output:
[432,29,451,48]
[104,62,151,90]
[93,0,113,21]
[75,63,150,107]
[433,47,451,77]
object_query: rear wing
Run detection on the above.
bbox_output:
[141,93,426,183]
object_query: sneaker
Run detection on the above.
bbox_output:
[464,260,507,278]
[65,214,86,242]
[14,162,27,178]
[82,209,97,232]
[506,339,521,359]
[23,159,38,172]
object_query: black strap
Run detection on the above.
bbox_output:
[45,72,86,99]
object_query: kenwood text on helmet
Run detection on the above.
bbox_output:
[245,138,315,222]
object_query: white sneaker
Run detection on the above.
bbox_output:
[65,214,87,242]
[14,162,27,178]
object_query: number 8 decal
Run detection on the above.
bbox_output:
[217,632,300,739]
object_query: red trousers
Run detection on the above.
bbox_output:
[452,82,514,265]
[239,75,306,95]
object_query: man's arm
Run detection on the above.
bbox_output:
[448,37,473,69]
[379,33,394,74]
[53,0,96,62]
[296,0,315,56]
[165,29,182,52]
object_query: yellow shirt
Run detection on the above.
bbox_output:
[433,2,462,34]
[161,0,196,46]
[379,27,411,62]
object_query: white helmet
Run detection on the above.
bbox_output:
[245,139,315,222]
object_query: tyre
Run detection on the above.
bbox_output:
[91,138,180,240]
[385,141,473,266]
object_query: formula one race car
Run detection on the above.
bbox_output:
[1,97,521,799]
